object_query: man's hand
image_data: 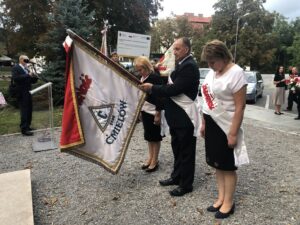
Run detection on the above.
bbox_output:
[139,83,153,92]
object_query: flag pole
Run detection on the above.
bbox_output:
[66,29,141,85]
[100,20,109,56]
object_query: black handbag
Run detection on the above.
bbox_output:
[8,78,18,98]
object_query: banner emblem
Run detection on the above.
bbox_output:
[89,105,114,133]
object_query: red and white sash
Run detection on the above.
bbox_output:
[201,74,249,167]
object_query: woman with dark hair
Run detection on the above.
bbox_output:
[273,66,286,115]
[134,56,163,172]
[200,40,248,219]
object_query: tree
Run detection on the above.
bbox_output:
[210,0,277,71]
[271,14,294,69]
[38,0,96,105]
[150,18,177,52]
[287,33,300,68]
[149,16,198,51]
[0,0,50,58]
[86,0,162,52]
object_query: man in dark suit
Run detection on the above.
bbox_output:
[140,37,200,196]
[286,67,298,111]
[12,55,38,136]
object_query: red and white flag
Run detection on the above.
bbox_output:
[60,32,146,174]
[63,35,73,53]
[157,44,175,77]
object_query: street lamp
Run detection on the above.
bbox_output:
[234,12,250,63]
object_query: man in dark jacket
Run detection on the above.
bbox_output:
[286,67,298,111]
[12,55,38,136]
[140,37,200,196]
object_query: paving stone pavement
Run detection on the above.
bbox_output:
[0,104,299,225]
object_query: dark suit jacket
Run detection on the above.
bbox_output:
[142,72,164,111]
[12,64,38,94]
[151,56,199,128]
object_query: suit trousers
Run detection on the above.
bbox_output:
[287,90,296,109]
[170,127,196,189]
[296,92,300,117]
[18,92,33,132]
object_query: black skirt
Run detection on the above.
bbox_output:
[203,113,237,171]
[141,111,162,142]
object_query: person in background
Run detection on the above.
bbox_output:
[150,59,161,75]
[286,67,298,111]
[140,37,200,197]
[134,56,163,172]
[12,55,38,136]
[200,40,248,219]
[273,66,286,115]
[110,51,125,69]
[294,91,300,120]
[288,66,293,75]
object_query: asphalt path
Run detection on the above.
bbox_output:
[253,74,298,115]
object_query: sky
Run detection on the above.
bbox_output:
[158,0,300,21]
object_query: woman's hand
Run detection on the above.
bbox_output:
[138,113,142,122]
[200,124,205,138]
[227,133,237,149]
[200,118,205,138]
[154,111,161,125]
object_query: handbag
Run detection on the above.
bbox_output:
[8,78,18,98]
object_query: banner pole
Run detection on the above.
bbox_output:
[66,29,141,85]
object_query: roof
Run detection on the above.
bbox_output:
[0,55,12,62]
[188,16,211,24]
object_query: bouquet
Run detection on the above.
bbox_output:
[286,77,300,93]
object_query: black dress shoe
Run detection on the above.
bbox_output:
[141,164,150,170]
[294,117,300,120]
[22,130,33,136]
[169,187,193,197]
[207,204,222,212]
[215,203,235,219]
[145,163,159,173]
[159,178,179,186]
[28,127,36,131]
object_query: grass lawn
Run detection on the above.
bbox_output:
[0,105,63,135]
[0,79,63,135]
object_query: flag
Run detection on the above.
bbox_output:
[63,35,73,53]
[100,26,108,56]
[60,30,146,174]
[157,44,175,77]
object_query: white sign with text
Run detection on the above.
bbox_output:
[117,31,151,57]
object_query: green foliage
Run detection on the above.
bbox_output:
[150,18,177,51]
[0,0,50,57]
[287,33,300,68]
[38,0,96,105]
[87,0,162,50]
[271,14,294,68]
[149,17,196,50]
[210,0,277,71]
